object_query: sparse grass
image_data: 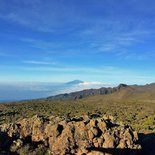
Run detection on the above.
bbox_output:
[0,94,155,133]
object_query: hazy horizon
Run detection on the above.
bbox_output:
[0,80,115,102]
[0,79,154,102]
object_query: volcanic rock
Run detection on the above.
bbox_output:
[0,115,141,155]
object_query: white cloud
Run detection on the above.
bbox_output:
[23,60,56,65]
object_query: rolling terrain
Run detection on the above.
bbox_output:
[0,83,155,154]
[0,83,155,133]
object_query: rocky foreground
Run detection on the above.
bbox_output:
[0,115,141,155]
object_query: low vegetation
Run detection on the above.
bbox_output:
[0,94,155,133]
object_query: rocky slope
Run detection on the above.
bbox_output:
[0,114,141,155]
[47,82,155,101]
[47,84,128,100]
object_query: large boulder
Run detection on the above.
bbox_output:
[0,115,141,155]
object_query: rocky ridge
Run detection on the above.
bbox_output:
[47,84,128,100]
[0,114,141,155]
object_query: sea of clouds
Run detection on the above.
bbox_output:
[0,81,113,102]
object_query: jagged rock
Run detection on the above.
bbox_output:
[0,115,141,155]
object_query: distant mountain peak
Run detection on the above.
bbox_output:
[41,82,155,101]
[117,84,128,89]
[66,80,84,85]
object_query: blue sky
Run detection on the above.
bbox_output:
[0,0,155,84]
